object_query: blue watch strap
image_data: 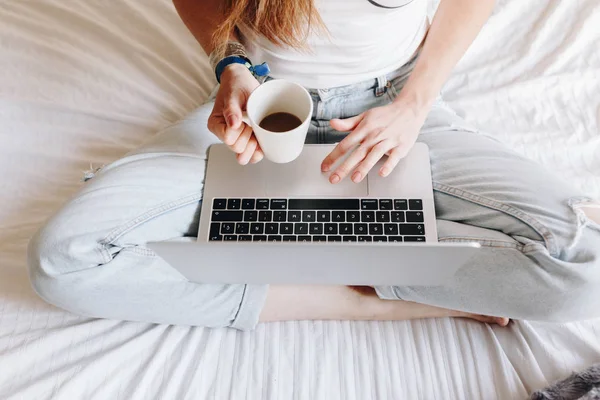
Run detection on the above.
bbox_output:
[215,56,270,83]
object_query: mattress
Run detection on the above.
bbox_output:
[0,0,598,399]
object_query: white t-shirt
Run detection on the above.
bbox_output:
[239,0,428,89]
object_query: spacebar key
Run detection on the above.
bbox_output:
[211,211,243,221]
[288,199,360,210]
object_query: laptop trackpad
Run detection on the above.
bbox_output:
[264,154,368,197]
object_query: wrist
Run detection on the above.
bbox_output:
[393,87,434,117]
[221,62,257,83]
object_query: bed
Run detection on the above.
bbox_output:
[1,0,598,398]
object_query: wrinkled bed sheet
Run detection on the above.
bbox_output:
[0,0,598,399]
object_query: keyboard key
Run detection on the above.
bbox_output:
[235,222,250,234]
[343,236,357,242]
[244,210,258,222]
[250,223,264,234]
[256,199,270,209]
[239,235,252,241]
[210,223,220,237]
[389,236,403,242]
[358,236,372,242]
[241,199,255,209]
[253,235,267,242]
[328,236,342,242]
[213,199,227,209]
[404,236,426,242]
[265,223,278,234]
[324,223,338,235]
[313,236,327,242]
[361,211,375,222]
[406,211,424,222]
[369,223,383,235]
[289,199,360,210]
[227,199,241,209]
[298,235,312,242]
[317,211,331,222]
[384,223,399,235]
[288,211,302,222]
[374,236,387,242]
[310,223,323,235]
[209,234,222,241]
[347,211,360,222]
[294,223,309,235]
[361,199,378,210]
[379,199,392,210]
[332,211,345,222]
[409,199,423,210]
[302,211,316,222]
[376,211,390,222]
[394,199,408,210]
[270,199,287,209]
[339,223,353,235]
[280,223,294,235]
[212,210,243,222]
[224,235,237,241]
[259,211,273,222]
[283,235,297,242]
[220,222,235,234]
[268,235,282,242]
[399,224,425,236]
[391,211,405,222]
[354,223,368,235]
[273,211,287,222]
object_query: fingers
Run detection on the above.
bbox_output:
[329,114,363,133]
[321,118,368,173]
[328,142,372,184]
[250,146,264,164]
[353,142,390,181]
[237,137,259,165]
[231,124,253,154]
[223,91,243,130]
[379,146,408,177]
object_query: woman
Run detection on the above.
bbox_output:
[27,0,600,330]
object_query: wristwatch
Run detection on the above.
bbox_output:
[215,56,270,84]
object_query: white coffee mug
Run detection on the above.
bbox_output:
[242,80,313,164]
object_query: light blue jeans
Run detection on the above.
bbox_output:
[28,59,600,330]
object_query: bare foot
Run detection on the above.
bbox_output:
[459,312,510,326]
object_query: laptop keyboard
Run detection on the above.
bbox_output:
[209,198,426,243]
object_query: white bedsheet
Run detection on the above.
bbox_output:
[0,0,598,399]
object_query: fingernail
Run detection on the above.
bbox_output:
[352,172,362,182]
[322,164,330,172]
[380,167,389,177]
[330,174,340,184]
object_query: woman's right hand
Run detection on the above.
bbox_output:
[207,64,264,165]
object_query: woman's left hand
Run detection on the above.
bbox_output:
[321,98,430,184]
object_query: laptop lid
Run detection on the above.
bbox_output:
[148,241,480,286]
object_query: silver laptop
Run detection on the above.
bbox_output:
[149,143,480,285]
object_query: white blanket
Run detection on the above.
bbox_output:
[0,0,598,398]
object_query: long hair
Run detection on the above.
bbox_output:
[213,0,324,55]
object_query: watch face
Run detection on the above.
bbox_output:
[367,0,416,8]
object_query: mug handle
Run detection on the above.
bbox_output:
[241,112,252,127]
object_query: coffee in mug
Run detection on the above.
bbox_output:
[259,112,303,133]
[241,80,313,163]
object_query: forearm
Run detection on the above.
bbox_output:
[397,0,496,110]
[173,0,237,55]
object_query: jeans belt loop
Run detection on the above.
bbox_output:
[374,75,389,97]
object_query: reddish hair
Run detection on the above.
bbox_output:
[213,0,324,54]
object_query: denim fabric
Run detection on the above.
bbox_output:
[27,60,600,330]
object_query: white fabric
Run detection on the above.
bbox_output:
[240,0,428,88]
[0,0,599,398]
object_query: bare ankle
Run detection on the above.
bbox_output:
[581,205,600,225]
